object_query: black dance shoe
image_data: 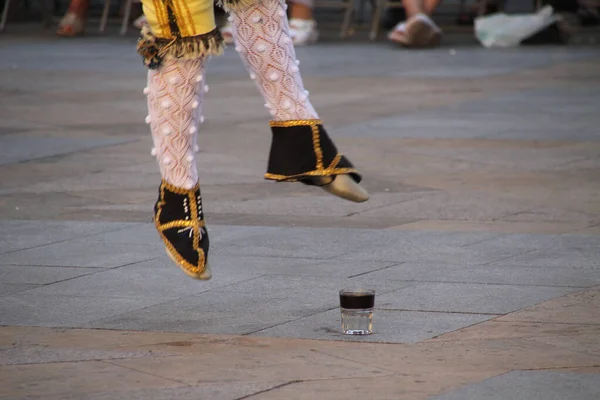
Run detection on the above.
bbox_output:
[154,180,211,279]
[265,119,369,203]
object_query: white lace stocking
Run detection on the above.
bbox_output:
[146,58,207,190]
[229,0,319,121]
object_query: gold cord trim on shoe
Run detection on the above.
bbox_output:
[160,179,200,194]
[311,123,324,170]
[270,119,322,128]
[265,167,358,182]
[158,219,206,231]
[188,189,201,253]
[329,154,342,169]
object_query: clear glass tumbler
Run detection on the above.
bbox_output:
[339,289,375,335]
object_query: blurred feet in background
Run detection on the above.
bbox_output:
[387,0,442,48]
[56,0,146,37]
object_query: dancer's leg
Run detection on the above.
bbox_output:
[228,0,317,121]
[147,58,205,191]
[226,0,369,202]
[139,0,223,279]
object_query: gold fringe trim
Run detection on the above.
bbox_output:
[137,26,224,70]
[216,0,261,12]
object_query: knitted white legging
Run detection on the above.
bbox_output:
[146,0,318,189]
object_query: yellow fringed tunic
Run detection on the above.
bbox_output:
[137,0,255,69]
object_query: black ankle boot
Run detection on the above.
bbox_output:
[154,180,211,280]
[265,119,369,202]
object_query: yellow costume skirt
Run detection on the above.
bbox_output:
[137,0,255,69]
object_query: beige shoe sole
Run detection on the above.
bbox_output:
[315,174,369,203]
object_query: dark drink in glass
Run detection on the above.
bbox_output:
[339,289,375,335]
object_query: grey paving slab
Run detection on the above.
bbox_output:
[341,87,600,141]
[20,257,264,301]
[376,282,581,314]
[80,270,410,335]
[351,192,530,223]
[85,290,335,334]
[85,223,274,247]
[336,243,529,265]
[234,259,400,278]
[342,112,600,141]
[487,248,600,269]
[340,117,507,140]
[1,240,162,268]
[0,265,97,285]
[212,274,412,298]
[429,370,600,400]
[0,220,140,254]
[0,283,39,297]
[145,253,326,272]
[216,226,501,260]
[0,293,154,326]
[397,144,599,171]
[359,262,600,288]
[468,234,600,251]
[0,39,142,75]
[253,309,495,344]
[0,134,136,165]
[0,167,156,195]
[145,252,401,279]
[98,224,424,260]
[207,192,430,218]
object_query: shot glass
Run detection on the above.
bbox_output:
[339,289,375,335]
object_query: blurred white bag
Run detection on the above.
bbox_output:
[475,5,560,48]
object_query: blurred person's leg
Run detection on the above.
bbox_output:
[288,0,318,45]
[56,0,88,36]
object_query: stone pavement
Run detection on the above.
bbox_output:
[1,29,600,399]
